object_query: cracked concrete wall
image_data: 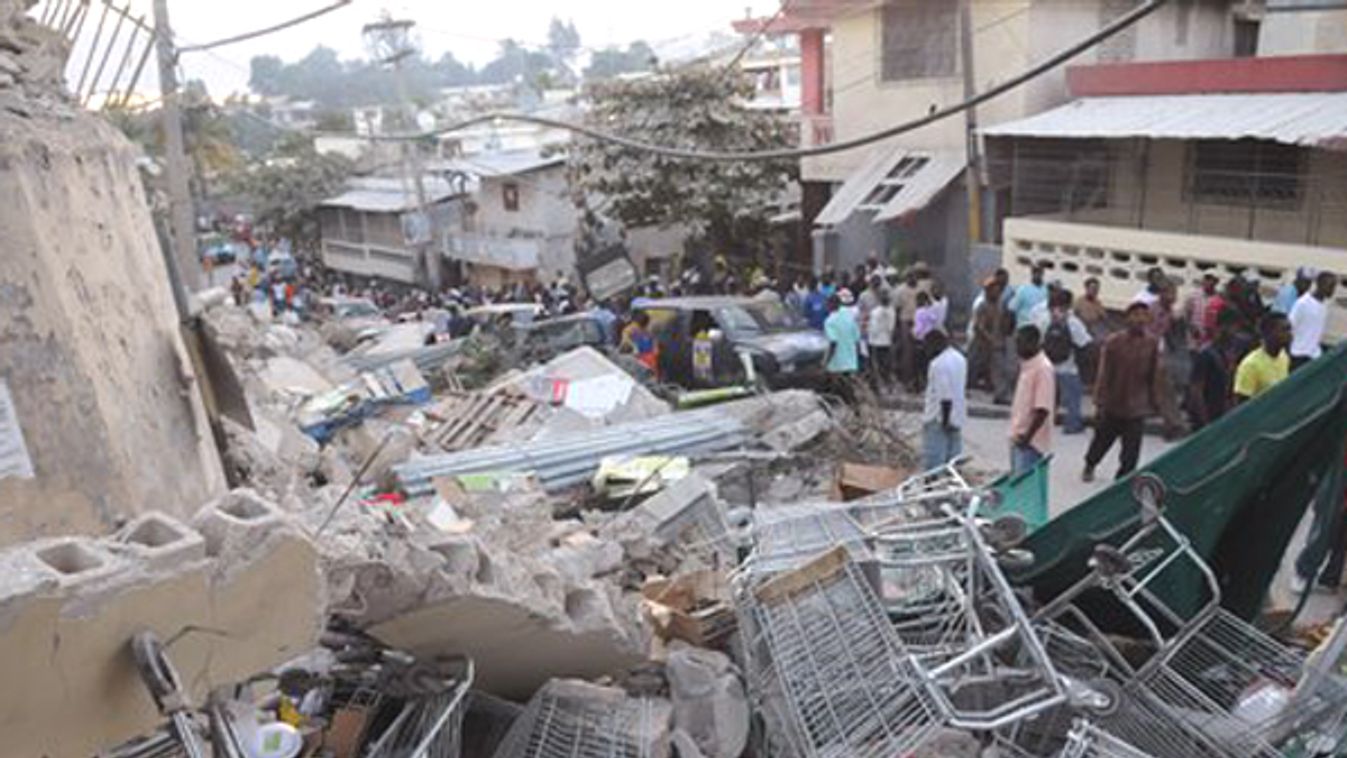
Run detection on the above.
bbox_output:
[0,496,322,757]
[0,105,226,546]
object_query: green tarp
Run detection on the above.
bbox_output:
[1013,343,1347,623]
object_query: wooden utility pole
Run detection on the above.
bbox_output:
[364,17,441,292]
[959,0,984,247]
[152,0,202,293]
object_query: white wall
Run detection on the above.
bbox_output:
[463,166,578,278]
[1260,8,1347,54]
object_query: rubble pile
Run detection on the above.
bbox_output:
[69,298,1347,758]
[0,0,73,111]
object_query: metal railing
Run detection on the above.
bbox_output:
[27,0,155,109]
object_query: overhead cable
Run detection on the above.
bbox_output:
[176,0,353,55]
[364,0,1168,162]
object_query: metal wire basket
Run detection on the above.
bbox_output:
[366,658,475,758]
[734,547,946,758]
[490,681,657,758]
[1057,719,1157,758]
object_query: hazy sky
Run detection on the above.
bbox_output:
[100,0,780,97]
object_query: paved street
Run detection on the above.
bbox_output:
[960,415,1174,518]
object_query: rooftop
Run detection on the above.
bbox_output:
[320,176,463,213]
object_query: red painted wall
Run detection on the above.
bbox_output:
[1068,54,1347,97]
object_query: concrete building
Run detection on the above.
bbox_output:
[753,0,1251,305]
[318,176,467,285]
[434,150,577,289]
[1260,0,1347,56]
[983,53,1347,337]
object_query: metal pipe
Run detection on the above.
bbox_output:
[102,16,143,111]
[117,36,155,109]
[85,1,128,106]
[74,0,111,97]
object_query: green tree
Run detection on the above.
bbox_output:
[225,140,353,243]
[547,17,581,65]
[584,42,656,81]
[571,66,796,264]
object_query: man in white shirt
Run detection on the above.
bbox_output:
[922,329,967,471]
[1289,272,1338,370]
[867,290,897,389]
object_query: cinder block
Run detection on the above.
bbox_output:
[112,511,207,570]
[193,489,287,558]
[29,537,123,591]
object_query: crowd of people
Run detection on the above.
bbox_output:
[797,260,1339,488]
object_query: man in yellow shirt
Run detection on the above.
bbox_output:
[1234,313,1291,404]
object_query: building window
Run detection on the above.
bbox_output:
[1233,18,1259,58]
[1187,139,1303,207]
[502,182,520,212]
[880,1,957,82]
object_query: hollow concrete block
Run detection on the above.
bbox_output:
[112,511,207,571]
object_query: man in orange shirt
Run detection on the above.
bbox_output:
[1009,325,1055,476]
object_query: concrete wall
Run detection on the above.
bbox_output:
[0,108,225,548]
[1260,8,1347,54]
[1044,140,1347,249]
[805,0,1238,183]
[465,167,577,279]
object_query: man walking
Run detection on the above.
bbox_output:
[1009,325,1055,476]
[1289,271,1337,370]
[1084,302,1161,482]
[1043,289,1092,435]
[1187,308,1241,430]
[1008,265,1048,330]
[922,330,966,471]
[1234,313,1291,403]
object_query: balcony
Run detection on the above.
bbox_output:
[443,234,543,272]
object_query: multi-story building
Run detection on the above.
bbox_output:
[984,52,1347,336]
[749,0,1256,304]
[317,176,466,285]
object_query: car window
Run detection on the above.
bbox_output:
[713,306,761,337]
[338,302,380,319]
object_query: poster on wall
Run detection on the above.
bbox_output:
[0,380,35,480]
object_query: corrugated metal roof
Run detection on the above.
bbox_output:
[321,176,461,213]
[982,93,1347,149]
[814,147,964,227]
[394,407,748,494]
[428,149,566,179]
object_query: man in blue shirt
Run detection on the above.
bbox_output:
[804,277,829,330]
[824,294,861,401]
[1008,265,1048,329]
[1273,268,1313,315]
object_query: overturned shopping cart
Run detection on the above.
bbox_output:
[491,679,661,758]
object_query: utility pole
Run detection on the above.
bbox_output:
[364,16,441,292]
[152,0,203,294]
[959,0,984,247]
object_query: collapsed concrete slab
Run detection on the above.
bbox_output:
[666,644,750,758]
[0,492,322,757]
[370,593,644,701]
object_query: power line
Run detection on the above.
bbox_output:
[720,1,793,74]
[362,0,1169,162]
[176,0,354,55]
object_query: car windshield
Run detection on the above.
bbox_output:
[715,302,798,337]
[337,302,380,319]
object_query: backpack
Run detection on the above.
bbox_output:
[1043,318,1073,365]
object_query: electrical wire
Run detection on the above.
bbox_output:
[175,0,355,55]
[720,0,793,74]
[361,0,1168,162]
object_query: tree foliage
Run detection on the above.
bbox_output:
[571,67,797,257]
[224,140,354,243]
[584,42,657,81]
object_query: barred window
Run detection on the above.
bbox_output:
[1187,140,1303,207]
[880,1,957,82]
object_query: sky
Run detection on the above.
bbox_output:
[79,0,780,99]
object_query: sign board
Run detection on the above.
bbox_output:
[583,256,640,302]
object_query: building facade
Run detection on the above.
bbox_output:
[984,53,1347,337]
[318,176,465,285]
[755,0,1251,305]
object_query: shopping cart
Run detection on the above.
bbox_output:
[1057,719,1157,758]
[734,547,947,758]
[490,680,658,758]
[1033,474,1347,758]
[365,656,474,758]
